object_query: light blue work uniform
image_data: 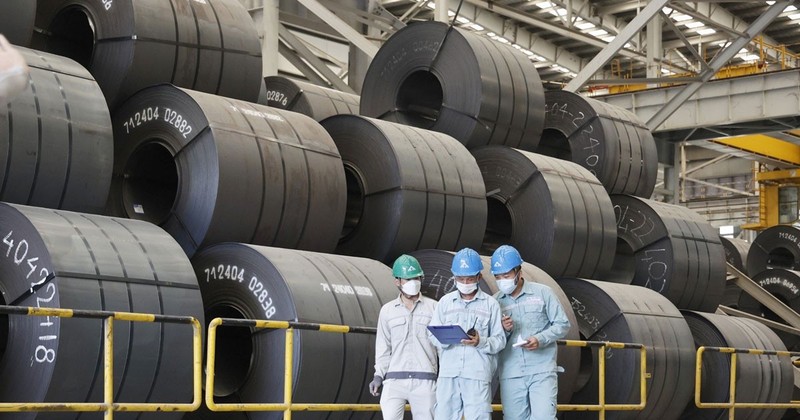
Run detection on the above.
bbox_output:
[495,281,571,420]
[428,289,505,420]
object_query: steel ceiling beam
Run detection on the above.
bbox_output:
[278,23,356,93]
[646,1,791,130]
[297,0,380,57]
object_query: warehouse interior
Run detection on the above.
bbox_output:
[3,0,800,419]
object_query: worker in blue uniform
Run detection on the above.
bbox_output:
[492,245,571,420]
[370,254,438,419]
[428,248,505,420]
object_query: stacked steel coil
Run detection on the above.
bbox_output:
[0,0,36,46]
[263,76,360,121]
[720,236,751,308]
[738,269,800,351]
[747,225,800,276]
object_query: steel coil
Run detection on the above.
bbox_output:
[360,21,545,150]
[33,0,262,108]
[263,76,360,122]
[408,249,580,404]
[681,311,793,420]
[747,225,800,276]
[0,46,112,214]
[610,195,726,312]
[721,237,751,308]
[107,85,346,258]
[0,202,203,420]
[322,115,486,263]
[191,243,397,420]
[473,146,616,279]
[0,0,36,46]
[738,269,800,351]
[557,278,695,420]
[541,90,657,197]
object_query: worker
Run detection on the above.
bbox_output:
[370,254,438,420]
[492,245,571,420]
[0,34,29,103]
[428,248,505,420]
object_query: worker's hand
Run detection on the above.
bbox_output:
[522,336,540,351]
[461,329,480,347]
[0,35,29,102]
[501,314,513,332]
[369,375,383,396]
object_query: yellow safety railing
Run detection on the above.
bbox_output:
[207,318,648,420]
[696,346,800,418]
[542,340,648,420]
[0,305,203,420]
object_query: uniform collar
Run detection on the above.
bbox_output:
[393,294,423,307]
[449,289,487,302]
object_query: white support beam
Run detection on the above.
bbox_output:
[297,0,380,58]
[278,24,357,93]
[435,0,449,22]
[564,0,670,92]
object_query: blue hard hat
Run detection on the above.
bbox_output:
[451,248,483,276]
[490,245,523,275]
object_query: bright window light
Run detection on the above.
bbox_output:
[426,2,435,9]
[662,6,673,14]
[589,29,608,37]
[575,21,596,30]
[740,54,760,61]
[695,28,716,35]
[468,23,484,31]
[788,12,800,19]
[536,1,554,8]
[671,14,692,22]
[456,16,470,24]
[786,5,797,12]
[600,35,615,42]
[683,21,705,28]
[719,225,734,236]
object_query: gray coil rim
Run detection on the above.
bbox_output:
[33,0,262,108]
[738,269,800,352]
[191,243,397,420]
[262,76,360,122]
[0,0,36,46]
[322,115,487,263]
[360,21,545,150]
[0,202,203,420]
[108,85,346,258]
[473,146,616,279]
[610,194,726,312]
[747,225,800,276]
[540,90,657,197]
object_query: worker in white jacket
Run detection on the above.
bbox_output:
[370,254,438,419]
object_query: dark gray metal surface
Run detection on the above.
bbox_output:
[360,21,545,150]
[610,194,726,312]
[473,146,616,279]
[681,311,793,420]
[747,226,800,277]
[263,76,360,122]
[33,0,262,109]
[0,202,203,420]
[739,269,800,352]
[0,0,35,46]
[108,85,347,258]
[557,278,695,420]
[191,243,397,420]
[0,47,112,214]
[721,237,751,308]
[541,90,657,197]
[323,115,486,263]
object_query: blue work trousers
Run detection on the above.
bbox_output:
[434,377,491,420]
[499,371,558,420]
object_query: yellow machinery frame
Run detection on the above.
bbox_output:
[205,317,648,420]
[742,168,800,230]
[0,305,203,420]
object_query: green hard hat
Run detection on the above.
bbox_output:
[392,254,424,279]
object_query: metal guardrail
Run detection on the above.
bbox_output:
[0,305,203,420]
[206,318,648,420]
[696,345,800,416]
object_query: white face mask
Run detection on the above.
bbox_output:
[456,281,478,295]
[400,279,421,296]
[497,276,517,295]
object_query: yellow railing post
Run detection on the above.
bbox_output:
[598,345,606,420]
[104,316,114,420]
[729,352,737,420]
[284,328,294,420]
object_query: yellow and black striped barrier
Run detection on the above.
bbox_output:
[0,305,203,420]
[206,318,648,420]
[696,346,800,417]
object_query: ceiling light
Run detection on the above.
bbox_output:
[589,29,608,37]
[426,2,435,9]
[740,54,760,61]
[786,5,797,12]
[600,35,615,42]
[671,14,692,22]
[683,21,705,28]
[456,16,470,24]
[536,1,554,8]
[662,6,673,14]
[575,21,595,30]
[788,12,800,19]
[695,28,716,35]
[468,23,484,31]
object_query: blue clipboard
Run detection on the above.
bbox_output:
[427,325,470,344]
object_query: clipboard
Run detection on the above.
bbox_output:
[427,325,470,344]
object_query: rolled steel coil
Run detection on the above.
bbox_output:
[33,0,262,108]
[0,202,203,420]
[408,248,580,404]
[0,47,112,214]
[739,269,800,351]
[191,243,397,420]
[541,90,657,197]
[0,0,36,46]
[108,85,346,258]
[557,278,695,420]
[360,21,545,150]
[263,76,360,122]
[681,311,793,420]
[721,237,751,308]
[473,146,616,279]
[322,115,486,263]
[747,225,800,276]
[610,194,726,312]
